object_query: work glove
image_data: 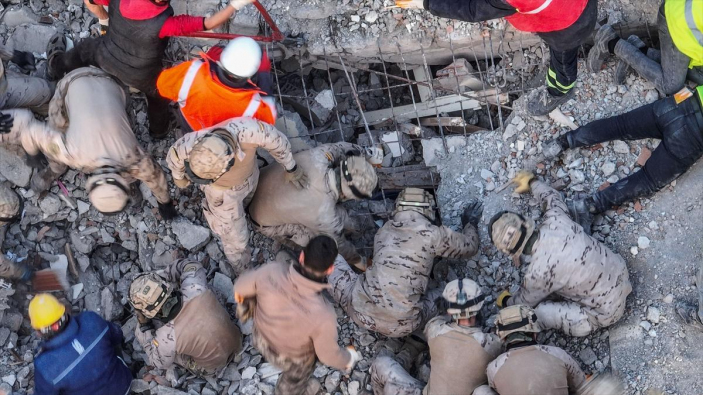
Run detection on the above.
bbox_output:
[512,170,535,194]
[25,152,48,170]
[174,177,191,189]
[0,112,13,134]
[10,50,36,72]
[236,295,257,323]
[285,164,309,189]
[345,346,361,372]
[158,200,178,221]
[496,290,512,308]
[461,199,483,228]
[395,0,424,9]
[229,0,255,10]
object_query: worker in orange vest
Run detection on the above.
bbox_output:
[157,37,276,133]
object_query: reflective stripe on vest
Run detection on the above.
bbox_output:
[178,60,204,108]
[242,93,262,117]
[261,96,278,119]
[666,0,703,67]
[519,0,553,14]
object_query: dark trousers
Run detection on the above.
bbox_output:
[538,0,598,96]
[566,95,703,212]
[52,38,170,137]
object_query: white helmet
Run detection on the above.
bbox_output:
[443,279,484,320]
[220,37,262,79]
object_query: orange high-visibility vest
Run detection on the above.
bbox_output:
[157,54,277,131]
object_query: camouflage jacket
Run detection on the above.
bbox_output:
[508,181,632,326]
[135,260,242,373]
[166,117,296,190]
[0,68,170,204]
[487,344,585,394]
[351,211,480,330]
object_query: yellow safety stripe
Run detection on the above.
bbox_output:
[546,68,575,93]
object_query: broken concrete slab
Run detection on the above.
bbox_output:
[7,24,58,54]
[0,146,32,187]
[2,7,38,28]
[171,218,211,251]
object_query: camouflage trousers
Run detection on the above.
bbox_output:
[0,75,53,114]
[370,356,423,395]
[202,170,258,275]
[328,256,440,338]
[0,256,24,280]
[252,328,317,395]
[255,224,363,269]
[534,298,627,337]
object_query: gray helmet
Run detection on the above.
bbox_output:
[392,188,436,222]
[129,273,173,319]
[495,304,540,339]
[339,155,377,201]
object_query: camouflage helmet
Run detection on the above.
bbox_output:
[339,155,377,201]
[86,172,130,214]
[393,188,436,222]
[129,273,173,319]
[185,132,235,183]
[495,304,540,339]
[0,183,20,222]
[488,211,535,257]
[443,278,484,319]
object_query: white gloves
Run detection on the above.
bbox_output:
[395,0,424,9]
[345,346,361,372]
[230,0,255,10]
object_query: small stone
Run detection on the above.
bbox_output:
[640,321,652,331]
[645,89,659,103]
[40,194,63,216]
[1,375,15,387]
[130,379,151,393]
[613,140,630,154]
[578,348,597,365]
[212,272,235,304]
[348,380,360,395]
[601,162,616,176]
[480,169,494,180]
[314,90,336,110]
[647,306,661,324]
[241,366,256,380]
[359,334,375,347]
[630,246,639,256]
[77,200,90,215]
[648,330,657,337]
[325,371,341,392]
[663,294,674,304]
[171,218,211,250]
[638,236,650,249]
[364,10,378,23]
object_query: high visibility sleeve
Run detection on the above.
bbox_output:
[159,15,206,38]
[157,60,195,102]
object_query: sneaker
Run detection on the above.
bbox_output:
[614,35,645,85]
[526,87,575,116]
[587,24,619,73]
[676,302,703,332]
[567,197,595,235]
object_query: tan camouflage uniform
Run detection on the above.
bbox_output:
[248,142,367,268]
[0,67,170,205]
[0,44,53,113]
[506,181,632,336]
[371,315,501,395]
[134,259,242,375]
[0,183,24,280]
[329,210,480,337]
[487,344,586,395]
[167,117,296,273]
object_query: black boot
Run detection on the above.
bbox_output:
[526,87,575,116]
[588,24,619,73]
[567,196,597,235]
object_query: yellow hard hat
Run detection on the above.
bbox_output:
[29,294,66,330]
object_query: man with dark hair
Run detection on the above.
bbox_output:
[234,235,360,395]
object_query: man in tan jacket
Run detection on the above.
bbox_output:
[491,172,632,337]
[248,142,378,271]
[329,188,481,337]
[166,117,304,274]
[0,67,175,218]
[233,235,360,395]
[370,278,502,395]
[487,305,586,394]
[129,259,242,375]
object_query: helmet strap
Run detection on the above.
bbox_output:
[522,230,540,255]
[505,333,537,350]
[340,160,372,199]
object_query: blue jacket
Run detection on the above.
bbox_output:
[33,312,132,395]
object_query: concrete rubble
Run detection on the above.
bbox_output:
[0,0,694,394]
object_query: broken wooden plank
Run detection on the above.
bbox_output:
[376,165,440,190]
[419,117,486,134]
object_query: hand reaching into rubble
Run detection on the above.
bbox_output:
[10,50,36,72]
[24,152,48,170]
[229,0,255,10]
[157,200,178,221]
[345,345,361,373]
[395,0,424,9]
[512,170,535,194]
[0,112,13,134]
[461,199,484,228]
[285,164,309,189]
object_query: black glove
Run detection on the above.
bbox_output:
[25,152,48,170]
[0,112,13,134]
[158,200,178,220]
[461,199,484,228]
[10,50,36,72]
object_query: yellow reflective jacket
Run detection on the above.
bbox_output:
[666,0,703,67]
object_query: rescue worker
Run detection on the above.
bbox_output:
[543,84,703,232]
[328,188,482,337]
[47,0,257,139]
[0,183,32,282]
[233,235,360,395]
[129,259,243,375]
[0,67,176,218]
[490,172,632,337]
[248,143,377,271]
[157,37,276,133]
[166,116,305,274]
[1,43,52,113]
[588,0,703,94]
[394,0,597,116]
[30,293,132,395]
[370,278,502,395]
[486,305,586,394]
